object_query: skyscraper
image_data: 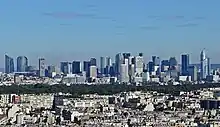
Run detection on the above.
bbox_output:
[135,55,144,75]
[5,55,14,74]
[48,65,56,77]
[72,61,81,74]
[120,59,129,83]
[115,53,123,76]
[105,57,112,75]
[90,66,97,78]
[83,61,90,77]
[128,56,135,65]
[100,57,106,74]
[169,57,178,67]
[200,49,208,79]
[17,56,28,72]
[123,53,131,59]
[90,58,97,66]
[161,60,170,66]
[106,57,112,66]
[207,57,211,76]
[169,57,178,70]
[152,56,160,66]
[148,61,154,72]
[39,58,46,77]
[181,54,189,76]
[128,64,135,81]
[188,66,197,81]
[60,62,71,75]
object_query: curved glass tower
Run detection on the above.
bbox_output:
[17,56,28,72]
[5,55,14,74]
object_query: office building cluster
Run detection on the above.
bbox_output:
[3,49,220,85]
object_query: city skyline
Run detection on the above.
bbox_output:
[1,50,217,69]
[1,0,220,66]
[1,51,212,68]
[2,49,216,84]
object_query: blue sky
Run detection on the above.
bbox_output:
[1,0,220,66]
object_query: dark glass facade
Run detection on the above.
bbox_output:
[181,54,189,76]
[72,61,81,74]
[90,58,96,66]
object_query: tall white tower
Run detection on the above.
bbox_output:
[200,49,208,79]
[135,56,144,76]
[119,59,129,83]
